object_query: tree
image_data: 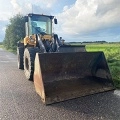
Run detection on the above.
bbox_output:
[3,14,25,50]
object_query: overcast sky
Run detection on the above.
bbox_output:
[0,0,120,42]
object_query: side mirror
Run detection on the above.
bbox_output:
[54,18,57,24]
[24,16,28,22]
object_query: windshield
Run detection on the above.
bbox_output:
[29,15,52,35]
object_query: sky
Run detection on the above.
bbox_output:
[0,0,120,42]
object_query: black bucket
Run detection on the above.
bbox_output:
[34,52,114,104]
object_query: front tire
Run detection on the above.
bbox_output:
[24,47,39,80]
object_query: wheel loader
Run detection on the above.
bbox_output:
[17,13,114,105]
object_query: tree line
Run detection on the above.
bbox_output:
[3,14,25,50]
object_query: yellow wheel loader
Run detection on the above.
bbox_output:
[17,13,114,105]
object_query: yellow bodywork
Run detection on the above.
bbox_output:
[23,34,52,47]
[40,35,52,41]
[24,35,36,46]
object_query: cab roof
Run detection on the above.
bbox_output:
[28,13,54,19]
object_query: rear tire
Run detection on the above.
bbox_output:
[17,47,24,69]
[24,47,40,81]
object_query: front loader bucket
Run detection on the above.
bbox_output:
[34,52,114,105]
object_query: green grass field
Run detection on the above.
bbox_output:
[0,45,3,48]
[86,43,120,88]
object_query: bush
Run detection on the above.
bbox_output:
[3,14,25,51]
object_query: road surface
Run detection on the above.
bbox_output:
[0,48,120,120]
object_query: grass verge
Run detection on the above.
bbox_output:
[0,45,3,48]
[86,43,120,88]
[0,45,17,54]
[7,49,17,54]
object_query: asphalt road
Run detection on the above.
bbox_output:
[0,48,120,120]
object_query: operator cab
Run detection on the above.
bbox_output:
[25,13,57,36]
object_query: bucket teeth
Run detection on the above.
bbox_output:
[34,52,114,105]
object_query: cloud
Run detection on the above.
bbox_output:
[39,0,57,8]
[0,12,12,21]
[11,0,22,13]
[31,0,57,14]
[10,0,57,15]
[56,0,120,38]
[0,0,119,42]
